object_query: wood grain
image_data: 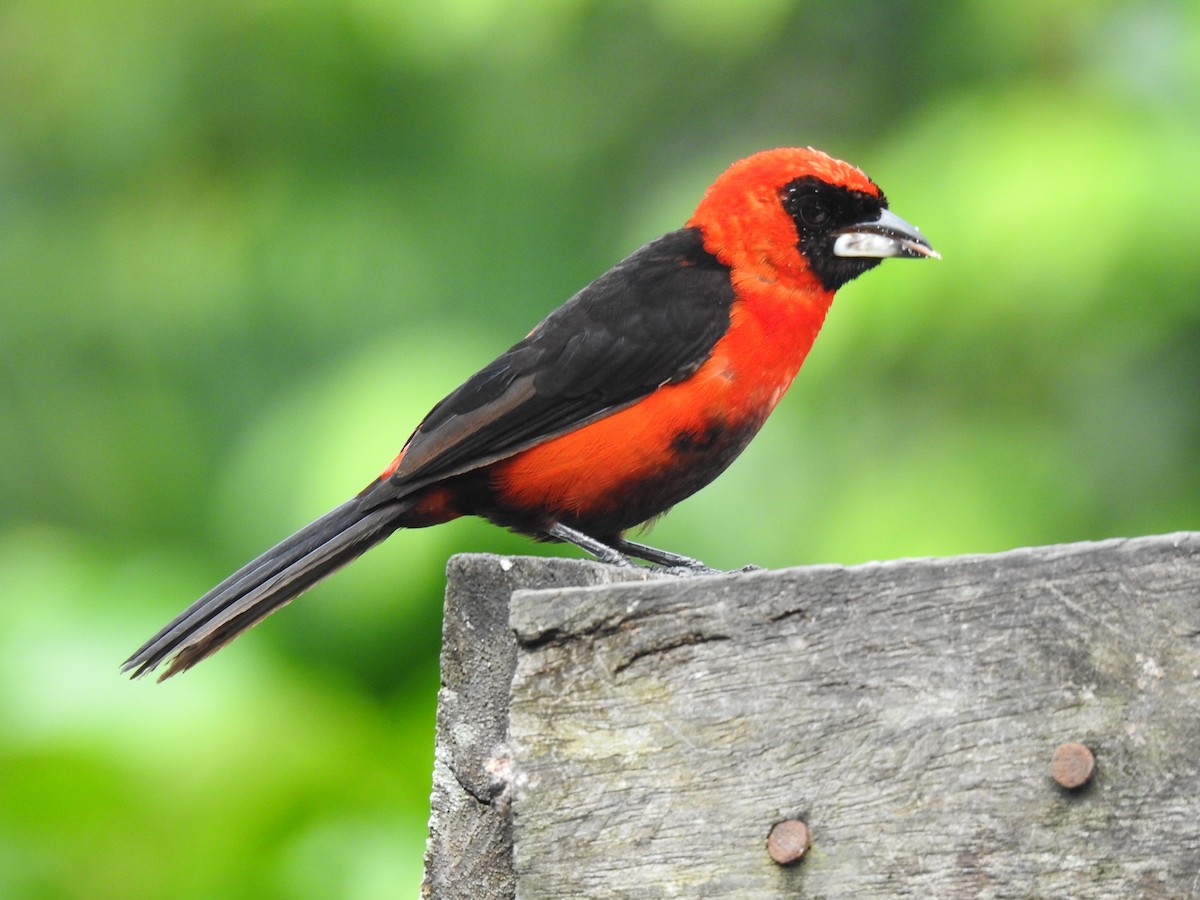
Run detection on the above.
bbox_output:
[426,534,1200,898]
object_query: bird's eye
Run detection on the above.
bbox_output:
[781,178,842,235]
[796,198,830,229]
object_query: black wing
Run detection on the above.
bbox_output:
[374,227,734,496]
[122,229,733,680]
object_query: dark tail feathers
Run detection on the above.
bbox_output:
[123,495,413,681]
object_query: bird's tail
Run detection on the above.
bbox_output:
[122,495,414,681]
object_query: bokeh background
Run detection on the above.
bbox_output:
[2,0,1198,896]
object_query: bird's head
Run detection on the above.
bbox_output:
[687,147,938,292]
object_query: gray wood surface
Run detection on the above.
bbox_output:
[426,534,1200,898]
[422,554,649,900]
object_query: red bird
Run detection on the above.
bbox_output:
[125,147,937,679]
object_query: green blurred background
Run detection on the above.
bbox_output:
[2,0,1197,896]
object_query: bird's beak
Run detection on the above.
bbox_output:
[833,209,940,260]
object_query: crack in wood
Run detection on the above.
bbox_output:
[612,630,732,674]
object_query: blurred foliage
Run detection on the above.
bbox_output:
[1,0,1197,895]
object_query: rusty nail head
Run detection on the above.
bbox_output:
[767,819,810,865]
[1051,741,1095,789]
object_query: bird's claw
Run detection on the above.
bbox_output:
[652,561,760,577]
[657,563,719,577]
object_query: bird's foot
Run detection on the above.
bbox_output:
[654,561,762,577]
[546,524,761,576]
[656,563,721,577]
[609,536,760,576]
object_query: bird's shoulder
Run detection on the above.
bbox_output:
[384,227,736,488]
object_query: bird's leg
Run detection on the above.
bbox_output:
[545,523,638,568]
[607,537,722,575]
[546,524,736,577]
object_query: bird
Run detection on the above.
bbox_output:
[124,146,938,680]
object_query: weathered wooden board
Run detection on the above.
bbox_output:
[500,534,1200,898]
[422,554,650,900]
